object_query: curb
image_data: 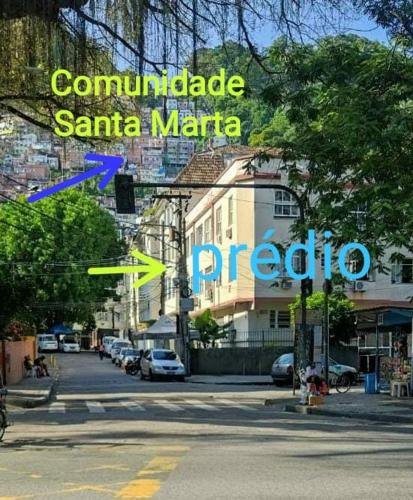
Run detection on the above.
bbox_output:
[189,380,273,386]
[7,373,58,409]
[284,404,413,424]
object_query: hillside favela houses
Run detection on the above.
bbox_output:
[132,146,413,374]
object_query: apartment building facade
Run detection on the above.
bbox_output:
[161,151,411,334]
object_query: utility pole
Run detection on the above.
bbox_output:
[323,279,332,391]
[152,193,192,374]
[160,221,166,316]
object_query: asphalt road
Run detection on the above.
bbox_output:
[2,353,413,499]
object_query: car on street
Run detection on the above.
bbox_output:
[270,352,358,386]
[115,348,139,367]
[102,336,118,358]
[60,336,81,353]
[37,334,58,353]
[140,349,185,381]
[110,340,132,363]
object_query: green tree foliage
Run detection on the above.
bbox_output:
[193,309,225,348]
[357,0,413,46]
[190,42,276,145]
[0,189,125,330]
[253,35,413,263]
[289,291,355,344]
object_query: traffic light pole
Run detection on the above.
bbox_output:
[152,193,191,375]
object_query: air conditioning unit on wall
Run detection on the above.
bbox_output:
[353,281,366,292]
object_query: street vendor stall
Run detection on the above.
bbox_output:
[355,306,413,395]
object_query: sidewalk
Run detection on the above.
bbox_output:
[188,375,273,386]
[6,369,57,408]
[284,386,413,423]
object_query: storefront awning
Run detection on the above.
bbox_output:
[133,315,177,340]
[355,306,413,331]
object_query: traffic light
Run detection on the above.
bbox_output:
[302,277,313,297]
[323,279,333,295]
[114,174,135,214]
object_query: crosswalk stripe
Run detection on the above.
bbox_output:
[215,399,257,411]
[184,399,220,411]
[86,401,106,413]
[49,402,66,413]
[155,400,184,412]
[121,401,146,412]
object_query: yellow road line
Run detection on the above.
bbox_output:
[117,479,161,499]
[117,454,186,499]
[138,456,181,475]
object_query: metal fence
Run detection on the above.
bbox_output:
[217,329,295,348]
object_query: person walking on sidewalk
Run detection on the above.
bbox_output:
[98,343,105,360]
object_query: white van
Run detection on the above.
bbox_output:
[102,336,118,358]
[60,335,81,353]
[37,334,58,353]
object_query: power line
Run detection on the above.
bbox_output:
[0,193,66,226]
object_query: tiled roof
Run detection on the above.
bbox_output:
[174,146,281,186]
[174,152,225,185]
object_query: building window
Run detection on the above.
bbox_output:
[392,258,413,284]
[269,310,276,329]
[216,206,222,243]
[228,196,233,226]
[274,190,299,217]
[195,224,203,246]
[277,311,290,329]
[205,266,213,299]
[216,273,222,287]
[204,217,211,242]
[349,251,373,281]
[292,254,301,274]
[350,203,367,230]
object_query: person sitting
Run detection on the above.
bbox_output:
[306,362,322,395]
[24,355,34,377]
[34,356,50,377]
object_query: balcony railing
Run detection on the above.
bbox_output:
[217,329,294,348]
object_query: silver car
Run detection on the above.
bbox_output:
[110,341,132,364]
[140,349,185,382]
[271,353,295,386]
[271,352,358,386]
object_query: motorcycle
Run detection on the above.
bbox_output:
[125,357,140,376]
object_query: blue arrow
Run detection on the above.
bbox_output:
[27,154,124,203]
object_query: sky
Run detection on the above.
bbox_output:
[248,14,389,50]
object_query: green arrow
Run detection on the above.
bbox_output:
[88,250,166,289]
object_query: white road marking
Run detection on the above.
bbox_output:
[86,401,106,413]
[155,400,185,412]
[49,402,66,414]
[121,401,146,412]
[215,399,257,412]
[185,399,220,411]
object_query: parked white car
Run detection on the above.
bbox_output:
[140,349,185,381]
[115,347,139,367]
[37,334,58,353]
[102,336,118,358]
[110,340,132,363]
[60,336,80,353]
